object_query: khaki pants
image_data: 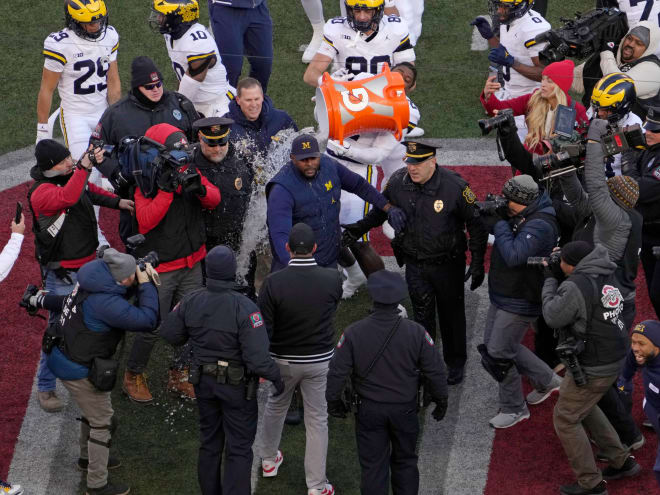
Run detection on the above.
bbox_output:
[62,378,114,489]
[553,372,629,489]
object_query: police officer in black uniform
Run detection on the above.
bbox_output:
[326,270,448,495]
[343,138,489,385]
[622,106,660,318]
[159,245,284,495]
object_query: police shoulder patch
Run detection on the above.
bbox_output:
[653,167,660,181]
[249,312,264,328]
[424,331,434,346]
[336,333,345,348]
[462,186,476,204]
[173,109,182,121]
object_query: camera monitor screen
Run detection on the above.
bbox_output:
[553,104,577,139]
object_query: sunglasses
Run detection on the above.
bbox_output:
[201,136,229,147]
[143,81,163,90]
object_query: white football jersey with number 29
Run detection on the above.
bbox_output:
[42,26,119,115]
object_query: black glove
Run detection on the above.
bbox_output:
[387,206,407,233]
[432,396,448,422]
[600,25,618,53]
[470,16,494,40]
[327,399,348,419]
[341,223,364,247]
[271,378,285,397]
[157,168,177,193]
[464,262,485,290]
[183,172,205,196]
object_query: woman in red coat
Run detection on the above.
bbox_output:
[480,59,589,155]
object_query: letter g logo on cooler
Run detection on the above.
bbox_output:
[341,88,369,112]
[600,285,622,308]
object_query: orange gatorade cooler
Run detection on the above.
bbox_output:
[315,64,409,145]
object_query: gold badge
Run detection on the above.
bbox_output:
[462,186,476,204]
[434,200,444,212]
[210,125,221,133]
[234,177,242,190]
[408,143,417,152]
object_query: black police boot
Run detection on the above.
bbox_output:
[559,480,607,495]
[284,387,303,426]
[85,481,130,495]
[447,366,465,385]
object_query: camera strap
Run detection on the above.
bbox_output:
[354,317,402,385]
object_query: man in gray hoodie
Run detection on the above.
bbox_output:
[542,241,641,495]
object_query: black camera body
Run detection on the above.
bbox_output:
[535,8,628,65]
[477,193,508,217]
[556,331,588,387]
[601,124,646,156]
[126,234,160,271]
[19,284,40,316]
[527,249,562,269]
[478,108,515,136]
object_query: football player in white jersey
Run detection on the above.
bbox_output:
[590,72,643,177]
[150,0,234,118]
[37,0,121,246]
[304,0,415,87]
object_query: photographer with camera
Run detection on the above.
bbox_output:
[622,106,660,319]
[540,241,641,495]
[91,56,200,247]
[122,123,220,403]
[478,175,562,429]
[573,20,660,119]
[28,139,133,413]
[45,248,158,495]
[159,245,283,495]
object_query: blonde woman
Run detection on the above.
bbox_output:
[480,59,589,155]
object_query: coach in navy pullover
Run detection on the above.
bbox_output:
[266,134,391,271]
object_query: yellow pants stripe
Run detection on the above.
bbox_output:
[59,108,69,148]
[361,165,373,242]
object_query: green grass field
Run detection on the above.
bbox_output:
[3,0,586,493]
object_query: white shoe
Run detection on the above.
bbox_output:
[309,482,334,495]
[262,450,283,477]
[342,263,367,299]
[489,408,530,429]
[302,24,325,63]
[0,480,24,495]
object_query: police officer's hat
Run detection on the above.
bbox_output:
[194,117,234,146]
[402,138,442,164]
[367,270,408,304]
[644,106,660,132]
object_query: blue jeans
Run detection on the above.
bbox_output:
[208,1,273,91]
[38,269,77,392]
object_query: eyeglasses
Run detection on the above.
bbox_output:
[143,81,163,90]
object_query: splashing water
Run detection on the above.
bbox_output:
[232,128,314,282]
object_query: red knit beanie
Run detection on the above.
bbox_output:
[145,123,188,150]
[542,59,575,95]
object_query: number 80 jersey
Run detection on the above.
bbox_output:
[318,15,415,76]
[42,26,119,115]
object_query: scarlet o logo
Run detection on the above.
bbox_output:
[341,88,369,112]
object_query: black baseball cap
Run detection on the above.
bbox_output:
[288,222,316,254]
[644,106,660,132]
[194,117,234,145]
[291,134,320,160]
[402,138,442,164]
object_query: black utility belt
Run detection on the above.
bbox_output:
[201,361,247,385]
[406,254,454,266]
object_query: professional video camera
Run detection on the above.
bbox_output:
[556,328,588,387]
[477,193,508,216]
[92,136,196,198]
[527,249,562,268]
[534,8,628,66]
[126,234,160,271]
[478,108,515,136]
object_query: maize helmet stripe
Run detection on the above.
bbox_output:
[345,0,384,7]
[152,0,199,21]
[591,73,636,108]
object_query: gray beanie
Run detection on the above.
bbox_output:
[502,174,539,206]
[102,248,137,282]
[629,26,650,49]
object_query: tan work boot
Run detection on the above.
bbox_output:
[167,368,196,399]
[122,371,153,404]
[38,391,64,412]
